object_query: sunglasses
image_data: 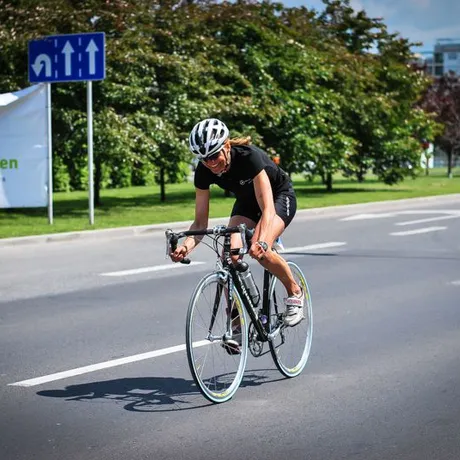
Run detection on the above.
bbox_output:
[200,149,222,163]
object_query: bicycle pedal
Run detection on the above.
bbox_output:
[221,339,242,355]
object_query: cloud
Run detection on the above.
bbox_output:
[283,0,460,50]
[350,0,397,20]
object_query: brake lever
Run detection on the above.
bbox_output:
[165,229,191,265]
[238,223,248,256]
[165,229,173,259]
[238,224,255,256]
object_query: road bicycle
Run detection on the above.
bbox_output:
[165,224,313,403]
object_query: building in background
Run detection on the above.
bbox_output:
[414,38,460,78]
[410,40,460,171]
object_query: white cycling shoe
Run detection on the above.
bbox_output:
[284,288,304,327]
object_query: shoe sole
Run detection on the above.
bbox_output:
[284,310,305,327]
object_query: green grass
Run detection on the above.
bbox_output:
[1,169,459,239]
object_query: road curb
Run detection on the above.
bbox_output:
[2,194,460,247]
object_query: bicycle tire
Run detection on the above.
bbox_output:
[268,261,313,378]
[186,272,248,403]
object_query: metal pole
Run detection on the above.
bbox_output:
[87,81,94,225]
[46,83,53,224]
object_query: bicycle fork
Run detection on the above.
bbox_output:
[205,270,236,344]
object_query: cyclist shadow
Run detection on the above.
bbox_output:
[37,376,207,412]
[36,372,281,411]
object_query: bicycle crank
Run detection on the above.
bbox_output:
[248,322,264,357]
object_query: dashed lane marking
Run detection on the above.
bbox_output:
[341,210,460,222]
[101,261,205,277]
[390,226,447,236]
[280,242,347,253]
[396,215,460,226]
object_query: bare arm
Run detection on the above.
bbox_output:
[252,169,276,244]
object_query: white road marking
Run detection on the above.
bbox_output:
[341,213,395,221]
[341,209,460,222]
[396,215,460,226]
[390,226,446,236]
[399,210,460,215]
[281,242,346,252]
[101,261,205,277]
[9,341,210,387]
[450,280,460,286]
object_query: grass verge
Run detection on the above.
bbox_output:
[1,169,459,239]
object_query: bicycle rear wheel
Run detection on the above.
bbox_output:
[268,261,313,378]
[186,272,248,403]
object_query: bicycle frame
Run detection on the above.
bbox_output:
[228,262,273,342]
[166,223,285,345]
[209,230,284,345]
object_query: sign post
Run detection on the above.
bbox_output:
[46,84,53,224]
[87,81,94,225]
[28,32,106,225]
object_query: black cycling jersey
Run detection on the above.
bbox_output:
[194,144,291,201]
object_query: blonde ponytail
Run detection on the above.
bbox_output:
[229,136,251,146]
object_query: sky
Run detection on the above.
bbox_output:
[282,0,460,53]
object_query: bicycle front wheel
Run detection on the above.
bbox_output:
[268,261,313,378]
[186,272,248,403]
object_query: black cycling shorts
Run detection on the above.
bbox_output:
[231,187,297,228]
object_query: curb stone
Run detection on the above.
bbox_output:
[1,193,460,247]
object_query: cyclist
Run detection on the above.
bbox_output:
[170,118,304,327]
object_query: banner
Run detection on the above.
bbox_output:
[0,84,48,208]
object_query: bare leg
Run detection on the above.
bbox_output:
[228,215,257,265]
[229,214,301,297]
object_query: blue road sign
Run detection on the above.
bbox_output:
[28,32,105,83]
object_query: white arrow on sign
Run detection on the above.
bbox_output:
[61,41,75,76]
[32,54,52,77]
[86,39,99,75]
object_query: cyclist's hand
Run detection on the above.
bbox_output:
[249,242,266,261]
[170,245,188,263]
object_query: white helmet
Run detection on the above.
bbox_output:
[188,118,229,159]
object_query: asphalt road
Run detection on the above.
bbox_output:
[1,196,460,460]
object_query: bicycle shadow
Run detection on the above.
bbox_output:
[36,376,200,412]
[36,371,282,411]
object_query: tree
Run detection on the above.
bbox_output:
[0,0,443,201]
[313,0,438,185]
[420,73,460,178]
[318,0,386,54]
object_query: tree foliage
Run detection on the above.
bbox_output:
[0,0,442,202]
[419,73,460,178]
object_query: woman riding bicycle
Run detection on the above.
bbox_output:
[170,118,304,327]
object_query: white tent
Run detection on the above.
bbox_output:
[0,84,49,208]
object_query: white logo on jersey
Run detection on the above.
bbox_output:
[239,179,253,186]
